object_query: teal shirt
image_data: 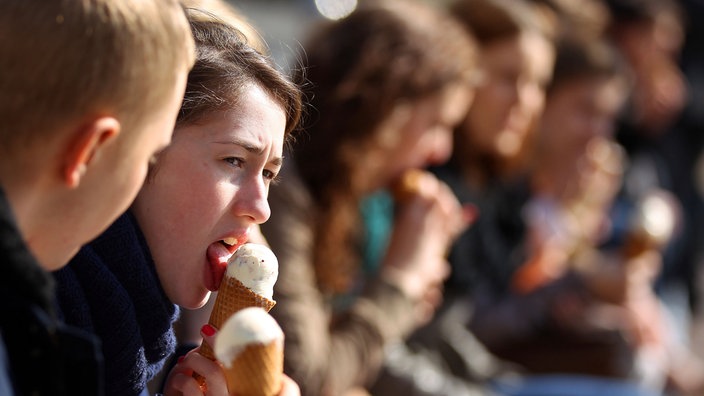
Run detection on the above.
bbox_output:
[359,190,394,273]
[331,190,394,312]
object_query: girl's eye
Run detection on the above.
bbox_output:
[263,169,278,181]
[224,157,244,167]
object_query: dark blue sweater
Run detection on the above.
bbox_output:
[53,212,179,396]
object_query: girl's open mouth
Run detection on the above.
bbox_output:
[204,237,244,291]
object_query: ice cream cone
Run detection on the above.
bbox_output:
[214,307,285,396]
[200,276,276,360]
[391,168,425,204]
[223,339,283,396]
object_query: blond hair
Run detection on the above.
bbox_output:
[0,0,195,151]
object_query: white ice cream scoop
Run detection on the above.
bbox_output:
[227,243,278,299]
[214,306,284,367]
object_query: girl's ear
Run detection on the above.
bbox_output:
[63,116,121,188]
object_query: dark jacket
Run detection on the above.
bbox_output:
[0,186,103,395]
[431,163,531,296]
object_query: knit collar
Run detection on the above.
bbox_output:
[53,211,179,396]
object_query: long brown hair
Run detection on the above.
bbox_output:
[292,0,478,293]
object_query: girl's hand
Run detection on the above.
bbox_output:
[382,171,476,321]
[163,325,228,395]
[163,324,301,396]
[278,374,301,396]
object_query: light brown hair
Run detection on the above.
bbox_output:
[450,0,557,184]
[0,0,195,152]
[548,37,628,94]
[452,0,556,45]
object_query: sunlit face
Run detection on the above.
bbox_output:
[463,31,554,161]
[540,75,628,161]
[375,84,474,190]
[131,83,286,309]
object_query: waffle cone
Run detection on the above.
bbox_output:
[391,169,425,204]
[223,340,283,396]
[200,276,276,360]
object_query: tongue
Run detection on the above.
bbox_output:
[205,243,232,291]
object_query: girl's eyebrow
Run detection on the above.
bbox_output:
[215,138,283,167]
[270,156,283,167]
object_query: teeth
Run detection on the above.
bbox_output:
[222,237,238,246]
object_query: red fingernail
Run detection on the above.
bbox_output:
[178,355,185,363]
[463,203,479,223]
[201,324,216,337]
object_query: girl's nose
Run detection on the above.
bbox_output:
[232,178,271,224]
[426,128,453,166]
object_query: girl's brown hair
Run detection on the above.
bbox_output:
[177,17,303,140]
[292,0,478,293]
[180,0,268,54]
[144,17,302,182]
[548,37,628,95]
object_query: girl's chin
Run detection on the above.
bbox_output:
[168,285,210,310]
[174,290,211,310]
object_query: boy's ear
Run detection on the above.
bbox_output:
[63,116,121,188]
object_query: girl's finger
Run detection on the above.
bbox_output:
[199,323,217,350]
[164,370,204,396]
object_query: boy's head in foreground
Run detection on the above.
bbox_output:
[0,0,195,270]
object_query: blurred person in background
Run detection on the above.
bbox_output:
[431,0,557,307]
[602,0,696,358]
[468,13,704,392]
[369,0,557,394]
